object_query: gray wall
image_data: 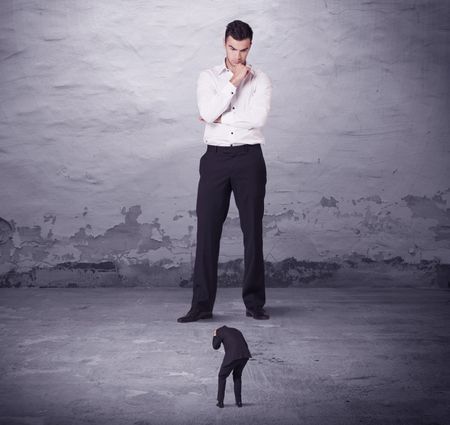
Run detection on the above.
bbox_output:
[1,1,449,285]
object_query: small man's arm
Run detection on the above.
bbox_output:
[212,328,222,350]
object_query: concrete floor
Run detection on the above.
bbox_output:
[0,288,449,425]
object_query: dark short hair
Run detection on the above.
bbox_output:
[225,20,253,42]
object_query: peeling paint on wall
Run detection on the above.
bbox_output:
[1,193,449,288]
[0,218,13,245]
[320,196,339,208]
[0,253,443,289]
[402,192,450,242]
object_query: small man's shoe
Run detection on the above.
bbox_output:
[216,401,224,408]
[177,308,212,323]
[236,401,243,407]
[246,308,269,320]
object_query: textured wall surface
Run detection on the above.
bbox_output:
[1,0,449,286]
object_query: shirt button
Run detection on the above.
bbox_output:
[232,107,235,110]
[231,132,234,135]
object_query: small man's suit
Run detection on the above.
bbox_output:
[213,325,252,405]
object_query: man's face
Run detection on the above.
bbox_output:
[224,35,252,67]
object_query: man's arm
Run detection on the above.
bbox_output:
[197,70,236,124]
[212,335,222,350]
[212,328,222,350]
[221,72,272,129]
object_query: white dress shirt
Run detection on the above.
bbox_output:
[197,61,272,146]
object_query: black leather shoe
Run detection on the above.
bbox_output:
[177,308,212,323]
[236,401,243,407]
[246,308,269,320]
[216,401,224,408]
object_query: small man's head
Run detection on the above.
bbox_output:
[224,20,253,67]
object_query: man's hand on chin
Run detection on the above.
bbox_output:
[230,63,250,87]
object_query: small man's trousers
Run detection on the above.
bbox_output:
[217,358,249,404]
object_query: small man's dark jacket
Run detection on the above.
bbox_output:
[212,325,252,367]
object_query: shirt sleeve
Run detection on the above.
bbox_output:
[221,72,272,129]
[197,70,236,123]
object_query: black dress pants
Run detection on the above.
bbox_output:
[191,143,267,312]
[217,358,249,404]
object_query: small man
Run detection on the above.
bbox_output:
[213,325,252,408]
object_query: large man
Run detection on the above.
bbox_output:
[178,20,272,323]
